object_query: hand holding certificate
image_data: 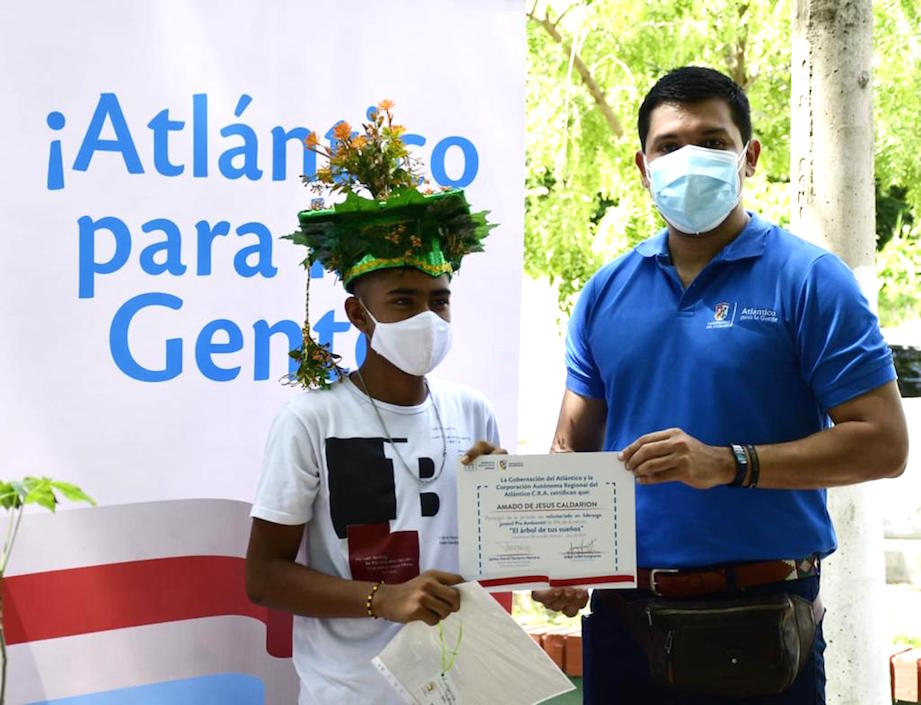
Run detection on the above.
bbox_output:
[457,453,636,590]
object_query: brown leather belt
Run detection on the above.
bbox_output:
[637,554,820,598]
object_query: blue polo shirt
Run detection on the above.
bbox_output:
[566,213,896,568]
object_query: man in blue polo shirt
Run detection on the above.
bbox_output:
[553,66,909,703]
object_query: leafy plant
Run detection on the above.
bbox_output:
[0,477,94,704]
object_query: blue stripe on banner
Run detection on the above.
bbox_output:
[29,674,265,705]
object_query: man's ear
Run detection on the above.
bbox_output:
[744,139,761,178]
[635,150,650,189]
[345,296,372,336]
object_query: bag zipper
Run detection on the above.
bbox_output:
[649,602,789,618]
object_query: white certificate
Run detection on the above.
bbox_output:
[457,453,636,590]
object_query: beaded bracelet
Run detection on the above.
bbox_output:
[366,581,384,618]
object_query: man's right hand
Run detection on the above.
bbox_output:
[373,570,464,625]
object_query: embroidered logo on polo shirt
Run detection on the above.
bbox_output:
[739,306,779,323]
[707,301,737,329]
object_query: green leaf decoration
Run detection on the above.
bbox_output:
[287,188,495,283]
[286,338,345,391]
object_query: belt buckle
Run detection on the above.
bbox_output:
[649,568,679,596]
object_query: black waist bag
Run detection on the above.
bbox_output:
[642,592,823,698]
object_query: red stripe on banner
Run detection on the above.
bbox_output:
[1,556,292,658]
[478,575,635,588]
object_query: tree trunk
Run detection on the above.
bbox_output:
[790,2,888,704]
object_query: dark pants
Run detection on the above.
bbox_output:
[582,575,825,705]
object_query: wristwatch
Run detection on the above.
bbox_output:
[728,444,749,487]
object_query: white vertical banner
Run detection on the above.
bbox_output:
[0,1,524,702]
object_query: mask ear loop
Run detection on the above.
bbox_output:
[358,299,379,326]
[642,152,673,229]
[737,141,751,172]
[734,141,751,197]
[357,299,382,349]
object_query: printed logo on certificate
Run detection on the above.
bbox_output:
[457,453,636,590]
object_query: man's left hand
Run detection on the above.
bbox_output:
[619,428,734,489]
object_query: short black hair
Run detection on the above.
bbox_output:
[637,66,751,151]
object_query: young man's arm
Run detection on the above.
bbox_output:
[245,518,462,626]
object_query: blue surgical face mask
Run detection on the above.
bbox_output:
[644,143,749,235]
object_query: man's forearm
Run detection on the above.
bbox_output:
[751,419,907,489]
[623,381,908,490]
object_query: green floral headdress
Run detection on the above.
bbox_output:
[283,100,496,390]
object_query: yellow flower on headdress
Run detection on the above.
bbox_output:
[304,131,320,148]
[332,121,352,141]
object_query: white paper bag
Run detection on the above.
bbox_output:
[373,582,575,705]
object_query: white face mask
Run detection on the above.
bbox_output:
[361,303,453,376]
[644,143,749,235]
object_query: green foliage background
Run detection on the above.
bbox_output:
[525,0,921,325]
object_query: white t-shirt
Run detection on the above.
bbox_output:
[251,377,500,705]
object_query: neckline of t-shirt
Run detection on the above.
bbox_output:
[341,376,434,416]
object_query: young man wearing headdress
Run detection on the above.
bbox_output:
[244,102,503,705]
